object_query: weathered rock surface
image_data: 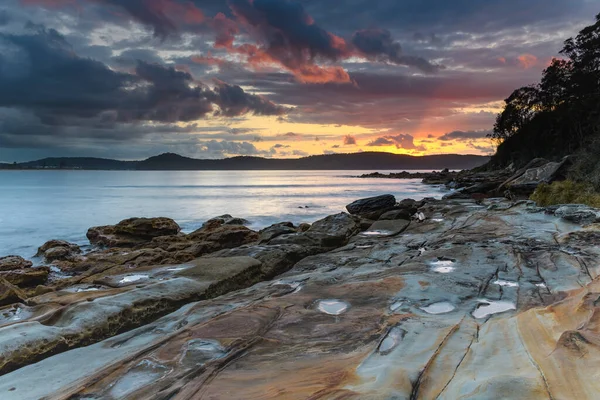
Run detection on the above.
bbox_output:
[2,199,600,399]
[87,217,181,248]
[0,278,26,307]
[0,256,32,271]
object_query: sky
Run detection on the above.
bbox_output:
[0,0,597,161]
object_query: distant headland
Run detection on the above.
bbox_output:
[0,152,489,171]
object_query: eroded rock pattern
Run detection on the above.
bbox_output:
[0,199,599,399]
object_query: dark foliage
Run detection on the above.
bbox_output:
[487,14,600,170]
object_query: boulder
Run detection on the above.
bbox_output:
[203,215,249,228]
[346,195,396,216]
[0,267,49,287]
[553,205,600,225]
[188,224,259,249]
[259,223,297,244]
[269,213,360,249]
[36,240,81,262]
[0,277,27,307]
[503,156,573,195]
[87,217,180,248]
[0,256,32,272]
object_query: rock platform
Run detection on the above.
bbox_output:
[0,197,599,399]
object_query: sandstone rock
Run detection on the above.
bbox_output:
[4,199,600,399]
[0,267,49,287]
[346,194,396,216]
[0,277,26,307]
[36,240,81,263]
[87,217,180,248]
[0,256,32,272]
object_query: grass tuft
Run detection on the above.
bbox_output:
[530,180,600,207]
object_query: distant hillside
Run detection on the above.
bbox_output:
[1,152,489,171]
[5,157,138,170]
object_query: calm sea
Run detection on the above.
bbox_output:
[0,170,446,260]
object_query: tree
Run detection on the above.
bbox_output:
[539,58,572,110]
[489,85,540,142]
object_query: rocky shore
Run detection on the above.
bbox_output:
[360,156,573,200]
[1,192,600,399]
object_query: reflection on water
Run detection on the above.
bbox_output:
[0,170,445,258]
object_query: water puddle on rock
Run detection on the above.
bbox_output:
[316,299,349,315]
[118,274,149,285]
[360,230,394,237]
[493,279,519,287]
[64,285,105,293]
[181,339,227,368]
[109,360,169,398]
[430,259,456,273]
[472,300,516,319]
[420,302,456,314]
[378,327,405,355]
[166,266,188,272]
[535,283,547,288]
[356,244,374,249]
[432,218,444,222]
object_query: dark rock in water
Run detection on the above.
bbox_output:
[0,267,49,287]
[36,240,81,262]
[0,256,33,272]
[346,195,396,216]
[0,277,26,307]
[87,217,181,248]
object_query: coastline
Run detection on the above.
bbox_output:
[0,191,599,398]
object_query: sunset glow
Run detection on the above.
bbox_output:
[0,0,595,161]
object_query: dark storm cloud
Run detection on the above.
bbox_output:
[229,0,345,60]
[352,29,442,73]
[437,130,492,141]
[0,28,284,123]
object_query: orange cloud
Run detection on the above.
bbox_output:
[497,56,507,64]
[517,54,538,69]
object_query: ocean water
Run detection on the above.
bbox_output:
[0,170,446,259]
